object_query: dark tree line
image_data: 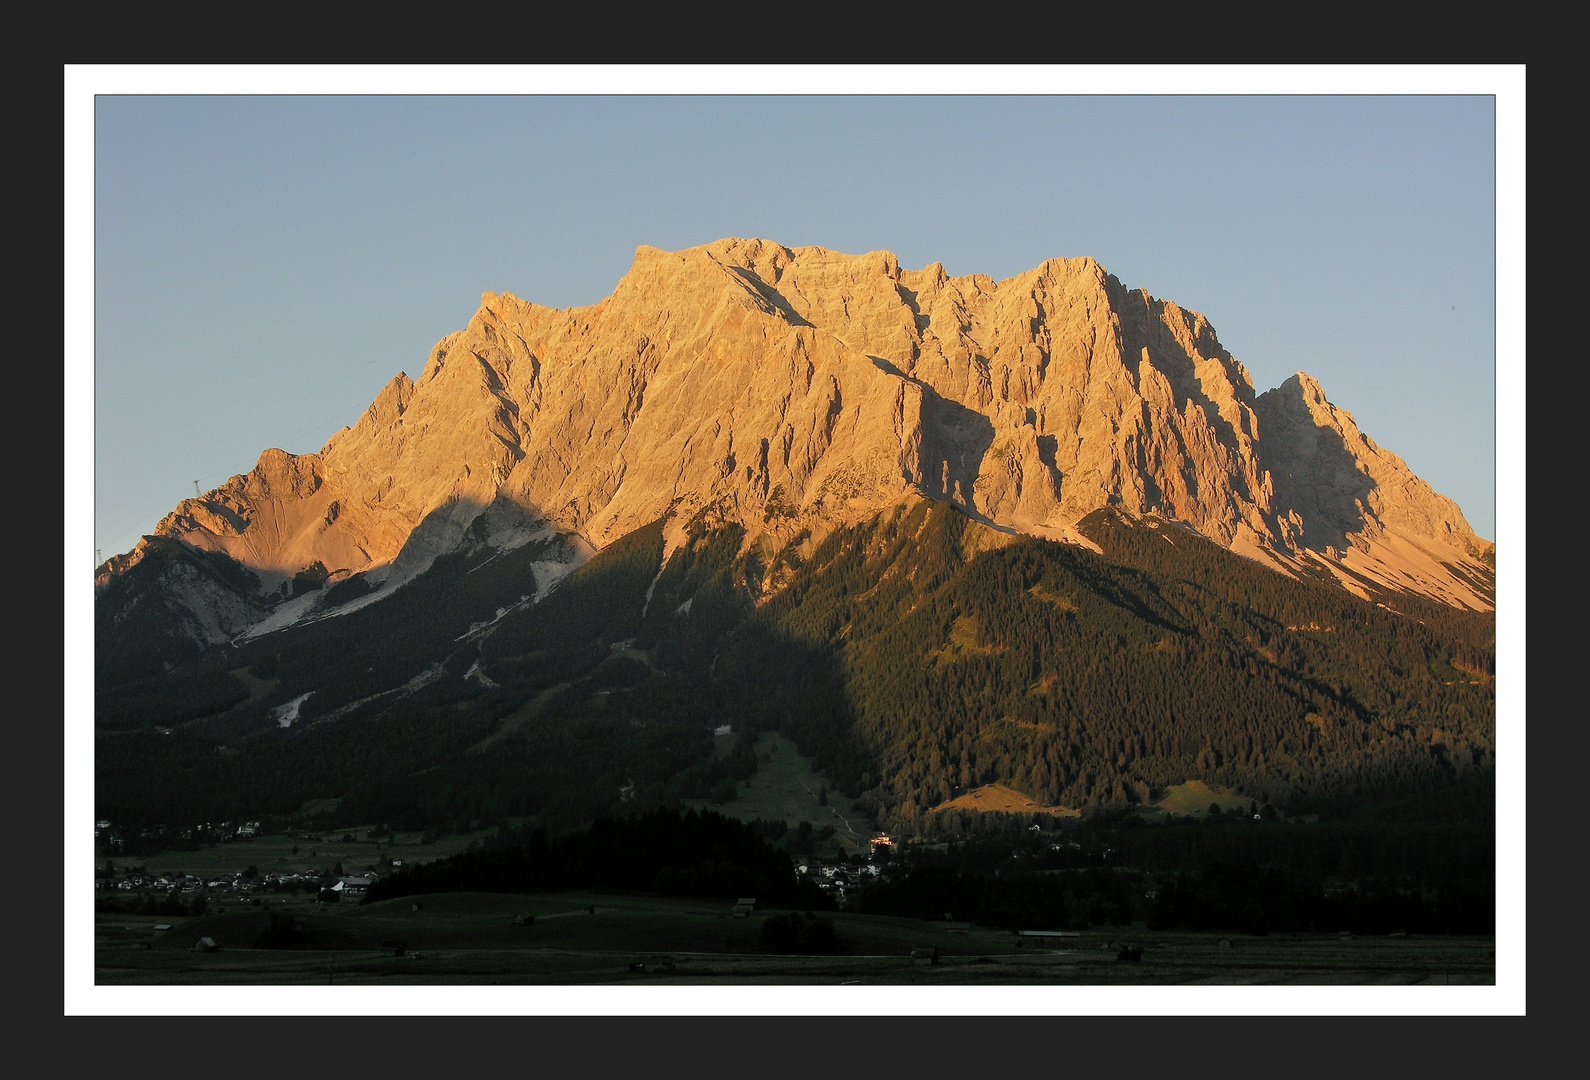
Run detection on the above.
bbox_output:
[363,807,832,909]
[1144,862,1493,935]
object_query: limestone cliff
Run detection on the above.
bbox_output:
[120,238,1493,624]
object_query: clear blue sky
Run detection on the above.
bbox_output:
[90,88,1500,560]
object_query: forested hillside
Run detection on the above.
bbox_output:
[731,500,1494,832]
[95,497,1494,849]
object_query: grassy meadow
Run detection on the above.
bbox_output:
[1152,780,1256,819]
[685,732,873,857]
[95,888,1495,985]
[930,782,1080,818]
[95,825,503,879]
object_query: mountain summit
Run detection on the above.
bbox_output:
[101,239,1492,645]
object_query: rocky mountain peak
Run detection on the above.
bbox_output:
[108,240,1492,640]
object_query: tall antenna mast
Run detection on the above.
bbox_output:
[193,480,200,499]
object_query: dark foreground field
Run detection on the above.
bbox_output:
[96,890,1494,985]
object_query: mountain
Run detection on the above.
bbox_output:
[93,240,1495,843]
[98,239,1490,657]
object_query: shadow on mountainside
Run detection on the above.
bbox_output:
[1252,382,1378,557]
[725,265,815,327]
[96,495,555,706]
[96,502,874,840]
[1105,282,1391,561]
[1108,279,1251,458]
[868,355,1003,532]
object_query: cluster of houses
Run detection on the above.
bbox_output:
[100,870,244,894]
[784,832,899,903]
[797,858,883,903]
[97,866,385,901]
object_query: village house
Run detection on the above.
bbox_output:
[333,874,378,900]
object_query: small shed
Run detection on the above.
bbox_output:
[911,946,939,966]
[192,936,219,953]
[512,913,536,926]
[731,898,756,917]
[151,924,172,938]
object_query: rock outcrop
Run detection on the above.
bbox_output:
[116,238,1493,623]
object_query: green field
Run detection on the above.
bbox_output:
[1152,780,1257,819]
[94,889,1496,985]
[685,733,873,856]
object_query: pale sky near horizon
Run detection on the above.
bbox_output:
[89,83,1501,561]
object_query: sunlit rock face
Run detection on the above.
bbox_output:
[127,238,1492,613]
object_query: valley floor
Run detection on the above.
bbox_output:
[94,890,1495,987]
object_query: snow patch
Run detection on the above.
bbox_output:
[530,558,581,603]
[233,520,592,643]
[315,690,390,724]
[674,596,694,616]
[306,660,452,725]
[235,587,329,641]
[483,520,560,554]
[464,658,499,689]
[273,692,314,728]
[464,550,505,576]
[639,561,668,617]
[455,596,532,643]
[400,661,447,694]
